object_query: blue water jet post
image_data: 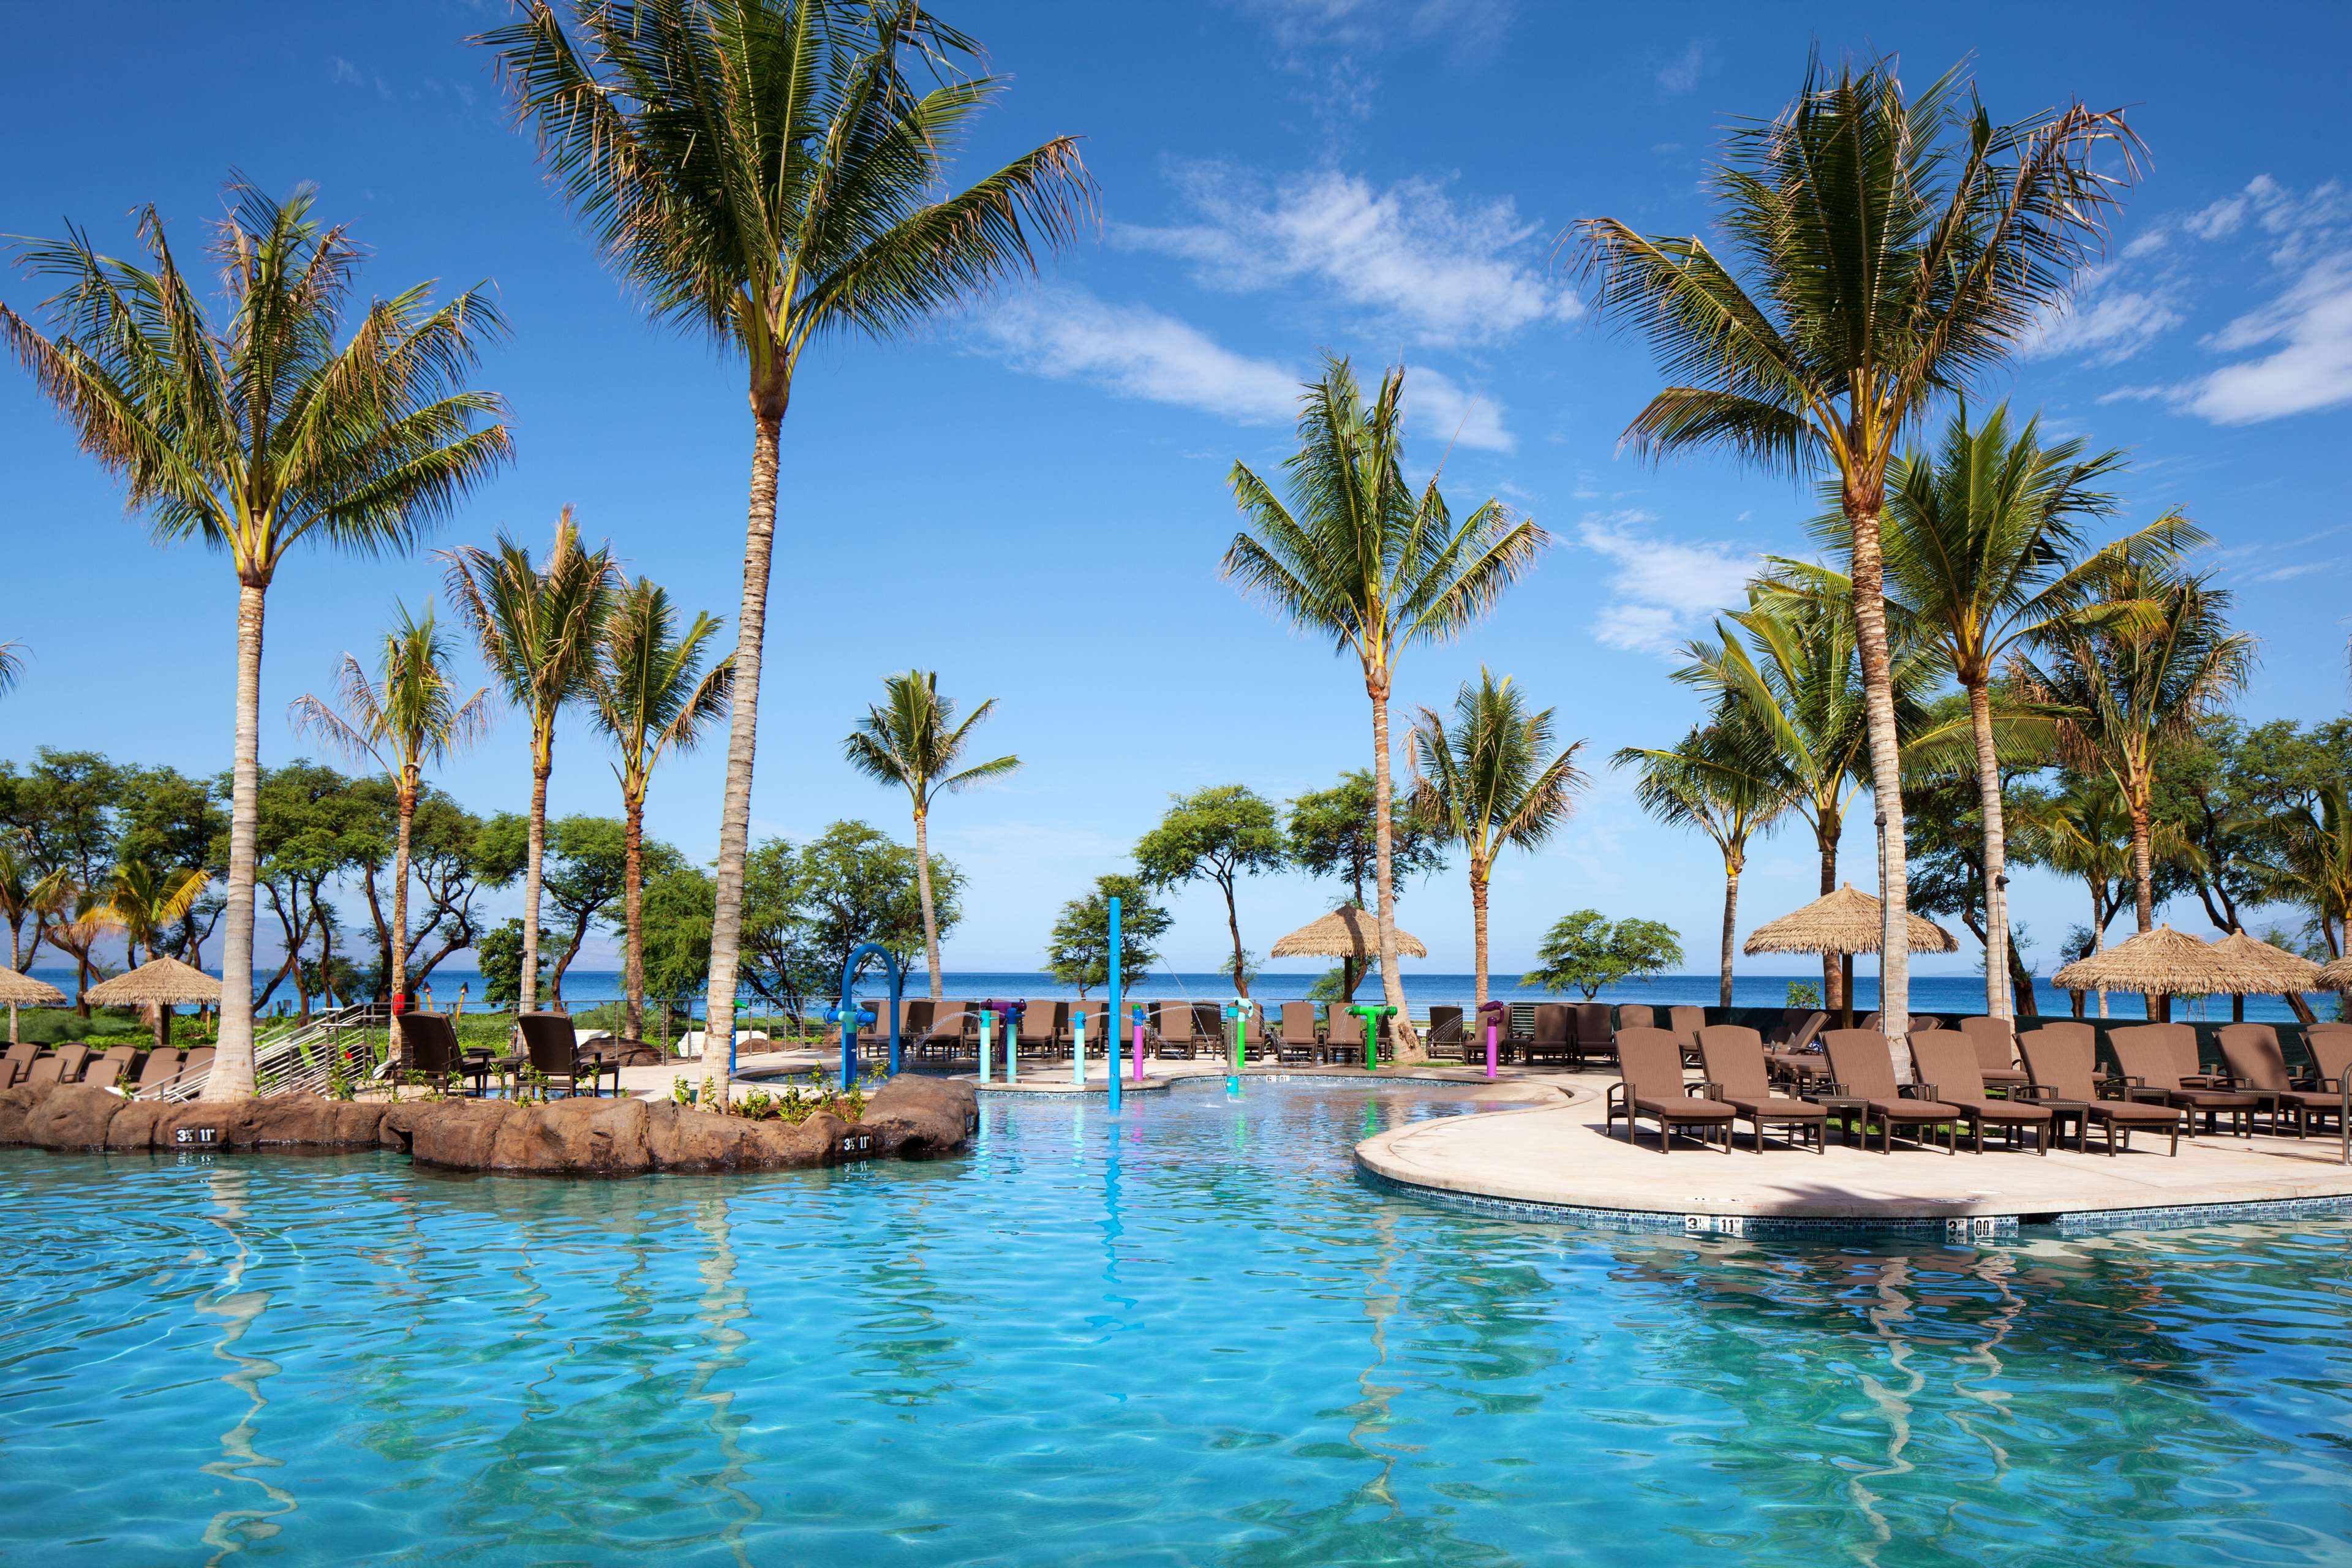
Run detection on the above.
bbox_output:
[1107,895,1123,1113]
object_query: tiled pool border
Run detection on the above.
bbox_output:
[1357,1159,2352,1240]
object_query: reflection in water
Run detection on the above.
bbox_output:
[4,1084,2351,1567]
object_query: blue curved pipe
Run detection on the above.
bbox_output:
[838,943,905,1085]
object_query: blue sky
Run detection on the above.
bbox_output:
[6,1,2350,979]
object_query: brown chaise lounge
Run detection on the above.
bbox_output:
[1819,1029,1966,1154]
[2110,1029,2261,1137]
[1667,1005,1706,1066]
[1695,1024,1826,1153]
[1954,1016,2030,1093]
[1276,1001,1319,1065]
[1910,1031,2056,1153]
[1608,1027,1735,1153]
[2217,1023,2342,1138]
[1765,1010,1830,1085]
[0,1041,36,1087]
[2016,1022,2183,1156]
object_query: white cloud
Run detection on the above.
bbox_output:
[1117,165,1581,346]
[1656,42,1703,96]
[2181,255,2352,422]
[1401,366,1512,452]
[328,56,363,87]
[1576,512,1756,658]
[2025,269,2183,365]
[975,288,1298,425]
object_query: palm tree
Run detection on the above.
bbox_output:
[2255,783,2352,962]
[1224,357,1546,1055]
[1577,56,2138,1047]
[842,671,1017,1003]
[0,846,66,1045]
[481,0,1092,1057]
[289,601,490,1055]
[442,512,617,1014]
[2015,565,2255,1011]
[1615,723,1793,1008]
[2,182,510,1098]
[1408,669,1586,1006]
[2007,774,2166,1019]
[0,641,25,698]
[589,579,733,1041]
[83,862,208,1047]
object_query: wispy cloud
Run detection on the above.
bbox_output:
[1401,366,1513,452]
[328,56,363,88]
[1656,42,1703,96]
[2024,264,2183,365]
[1117,164,1580,347]
[1575,511,1756,658]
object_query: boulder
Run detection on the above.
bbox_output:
[642,1099,778,1170]
[383,1099,513,1169]
[240,1093,390,1149]
[26,1084,127,1150]
[0,1084,43,1145]
[488,1096,652,1174]
[105,1099,172,1151]
[862,1074,977,1159]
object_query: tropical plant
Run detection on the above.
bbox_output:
[441,510,618,1013]
[80,861,208,1046]
[1133,786,1287,1000]
[0,641,25,699]
[587,578,732,1039]
[0,846,66,1044]
[2252,783,2352,962]
[842,671,1017,1001]
[482,0,1092,1060]
[1044,875,1170,1001]
[1614,723,1793,1008]
[1408,669,1586,1004]
[289,601,489,1055]
[1521,910,1684,1000]
[1577,55,2138,1044]
[1285,769,1446,1000]
[1223,356,1545,1055]
[2,182,510,1095]
[2014,562,2256,952]
[2008,773,2181,1018]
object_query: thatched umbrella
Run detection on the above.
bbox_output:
[0,968,66,1007]
[2051,925,2233,1019]
[2207,930,2324,1022]
[82,956,222,1049]
[1743,884,1958,1027]
[1271,907,1427,1007]
[2321,952,2352,992]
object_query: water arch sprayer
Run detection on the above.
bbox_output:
[827,943,904,1087]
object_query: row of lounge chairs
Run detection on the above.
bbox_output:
[0,1041,214,1095]
[1610,1019,2352,1155]
[849,1000,1394,1066]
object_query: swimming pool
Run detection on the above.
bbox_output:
[3,1078,2348,1564]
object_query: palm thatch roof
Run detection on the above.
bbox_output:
[2207,930,2324,996]
[81,956,222,1008]
[1269,907,1428,961]
[1741,884,1958,957]
[2317,952,2352,992]
[0,968,66,1006]
[2051,925,2234,997]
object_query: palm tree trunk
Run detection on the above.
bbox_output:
[1816,814,1840,1011]
[1367,676,1419,1061]
[1848,505,1912,1054]
[622,791,646,1042]
[912,808,943,1004]
[1471,863,1490,1007]
[1718,853,1741,1009]
[1966,681,2010,1019]
[521,749,551,1013]
[704,407,784,1057]
[388,785,415,1069]
[2127,794,2158,1019]
[205,580,266,1101]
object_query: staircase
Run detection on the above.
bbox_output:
[137,1003,380,1102]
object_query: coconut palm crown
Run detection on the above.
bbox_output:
[1,180,510,1097]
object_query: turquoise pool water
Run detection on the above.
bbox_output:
[3,1079,2349,1566]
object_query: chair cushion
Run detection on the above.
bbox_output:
[1723,1094,1826,1118]
[2090,1099,2184,1125]
[1634,1095,1736,1120]
[1946,1096,2052,1123]
[1864,1096,1967,1121]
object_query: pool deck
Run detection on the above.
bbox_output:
[1356,1072,2352,1235]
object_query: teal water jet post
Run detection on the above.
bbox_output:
[1349,1002,1396,1072]
[1072,1005,1088,1089]
[1223,997,1250,1091]
[1107,895,1122,1113]
[1478,1000,1506,1080]
[978,1006,995,1085]
[827,1003,874,1088]
[1003,1001,1022,1085]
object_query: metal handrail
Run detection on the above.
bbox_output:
[137,1003,376,1102]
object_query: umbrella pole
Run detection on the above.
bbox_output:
[1841,954,1854,1031]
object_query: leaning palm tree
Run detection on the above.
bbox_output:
[0,847,66,1045]
[589,579,733,1041]
[842,671,1017,1003]
[1614,723,1793,1009]
[442,512,617,1014]
[2,182,510,1097]
[2014,565,2255,1001]
[481,0,1092,1057]
[1408,669,1586,1006]
[1577,55,2138,1047]
[1224,357,1546,1055]
[289,601,490,1055]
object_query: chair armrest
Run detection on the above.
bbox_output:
[1814,1081,1849,1098]
[1694,1081,1723,1099]
[1901,1083,1940,1102]
[2012,1084,2058,1101]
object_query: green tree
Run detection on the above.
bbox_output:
[246,761,382,1020]
[1408,669,1586,1004]
[442,511,618,1015]
[4,183,510,1096]
[1133,786,1287,1000]
[1286,769,1446,1000]
[2253,783,2352,963]
[543,815,682,1004]
[478,918,552,1009]
[842,671,1017,1001]
[588,578,732,1039]
[639,865,716,1035]
[743,822,957,1019]
[2009,772,2185,1019]
[0,749,124,1005]
[0,846,67,1043]
[290,601,489,1051]
[1615,723,1793,1009]
[1045,875,1170,1000]
[1577,56,2136,1046]
[482,0,1091,1063]
[1521,910,1684,1000]
[1223,356,1545,1055]
[114,766,226,966]
[81,862,208,1045]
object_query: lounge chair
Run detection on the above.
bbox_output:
[1017,1000,1066,1060]
[1322,1006,1365,1066]
[2110,1028,2260,1136]
[1765,1011,1831,1086]
[1525,1003,1574,1068]
[1667,1005,1706,1065]
[2115,1020,2222,1087]
[177,1047,215,1088]
[1617,1003,1657,1031]
[2016,1022,2182,1156]
[23,1052,69,1089]
[45,1044,91,1086]
[0,1041,38,1087]
[1817,1029,1966,1154]
[1069,999,1106,1061]
[1910,1014,1945,1031]
[1954,1016,2030,1093]
[1572,1003,1615,1068]
[1695,1024,1825,1154]
[134,1047,184,1092]
[1910,1031,2055,1153]
[1608,1027,1735,1152]
[401,1014,489,1096]
[1276,1001,1319,1065]
[2305,1023,2352,1085]
[83,1044,138,1091]
[1425,1005,1466,1060]
[2216,1023,2340,1138]
[924,1001,970,1062]
[518,1012,614,1097]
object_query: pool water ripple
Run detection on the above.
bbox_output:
[3,1079,2350,1565]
